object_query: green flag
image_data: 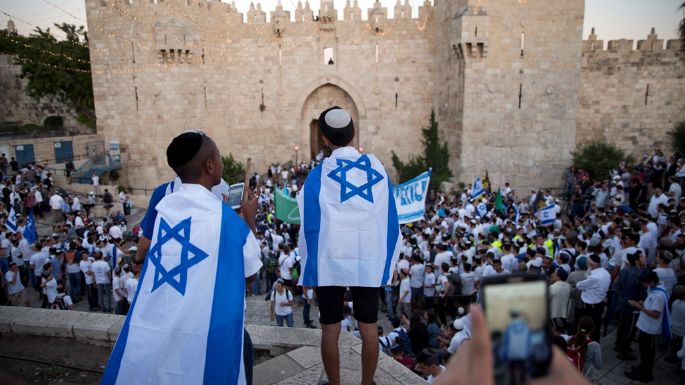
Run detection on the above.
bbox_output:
[275,188,300,224]
[495,188,506,214]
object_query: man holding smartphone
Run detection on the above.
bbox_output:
[297,107,402,385]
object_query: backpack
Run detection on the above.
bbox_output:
[266,252,278,275]
[394,328,413,357]
[566,337,591,371]
[446,272,462,296]
[51,296,67,310]
[291,258,301,281]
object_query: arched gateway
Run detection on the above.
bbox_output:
[300,84,360,160]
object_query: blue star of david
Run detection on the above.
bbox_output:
[148,217,209,295]
[327,154,384,203]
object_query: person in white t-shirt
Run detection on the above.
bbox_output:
[302,287,316,329]
[270,279,294,327]
[112,266,129,315]
[423,265,436,308]
[80,251,98,311]
[397,270,412,319]
[91,251,112,313]
[124,263,140,305]
[6,262,29,306]
[278,246,294,287]
[41,271,58,306]
[655,251,677,296]
[91,172,100,196]
[409,255,425,304]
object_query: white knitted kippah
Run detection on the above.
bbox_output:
[324,108,351,129]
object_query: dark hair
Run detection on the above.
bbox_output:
[569,316,595,355]
[415,349,441,366]
[391,316,401,328]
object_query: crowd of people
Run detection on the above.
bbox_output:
[0,158,141,317]
[2,147,685,384]
[251,148,685,384]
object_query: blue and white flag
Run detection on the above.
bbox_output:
[539,204,556,226]
[297,147,401,287]
[23,210,37,244]
[393,170,432,224]
[6,206,17,233]
[103,184,256,385]
[476,202,488,218]
[471,176,485,202]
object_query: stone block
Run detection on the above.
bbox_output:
[253,353,304,385]
[0,306,32,334]
[286,345,322,369]
[108,314,126,342]
[247,324,361,350]
[73,312,121,345]
[10,307,78,338]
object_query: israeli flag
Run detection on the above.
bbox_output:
[476,202,488,218]
[6,207,17,233]
[471,176,485,201]
[103,184,250,385]
[297,147,401,287]
[540,204,556,226]
[23,210,37,244]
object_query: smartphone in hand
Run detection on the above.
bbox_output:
[481,273,552,385]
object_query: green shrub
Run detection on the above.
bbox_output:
[222,154,245,185]
[392,110,453,189]
[668,121,685,157]
[572,141,634,181]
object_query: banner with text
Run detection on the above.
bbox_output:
[393,170,432,224]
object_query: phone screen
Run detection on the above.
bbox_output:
[228,183,245,210]
[482,276,551,385]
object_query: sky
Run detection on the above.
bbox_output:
[0,0,683,42]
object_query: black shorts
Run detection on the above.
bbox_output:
[315,286,380,325]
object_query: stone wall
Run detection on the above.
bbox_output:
[85,0,436,189]
[578,28,685,157]
[452,0,585,191]
[81,0,685,192]
[0,56,91,131]
[0,134,102,164]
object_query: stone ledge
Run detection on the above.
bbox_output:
[1,307,361,348]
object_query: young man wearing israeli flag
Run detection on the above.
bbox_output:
[298,107,402,385]
[103,131,262,385]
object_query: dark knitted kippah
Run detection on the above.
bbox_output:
[166,131,204,169]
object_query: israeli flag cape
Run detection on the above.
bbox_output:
[540,204,556,226]
[6,206,17,233]
[471,176,485,201]
[102,184,248,385]
[297,147,401,287]
[24,210,37,244]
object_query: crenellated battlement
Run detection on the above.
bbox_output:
[90,0,433,26]
[582,27,683,55]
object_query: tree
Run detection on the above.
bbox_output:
[668,121,685,156]
[0,23,94,128]
[222,154,245,185]
[392,110,453,189]
[572,141,633,181]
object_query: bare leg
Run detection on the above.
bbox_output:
[357,321,379,385]
[321,322,341,385]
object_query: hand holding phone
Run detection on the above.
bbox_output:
[434,304,592,385]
